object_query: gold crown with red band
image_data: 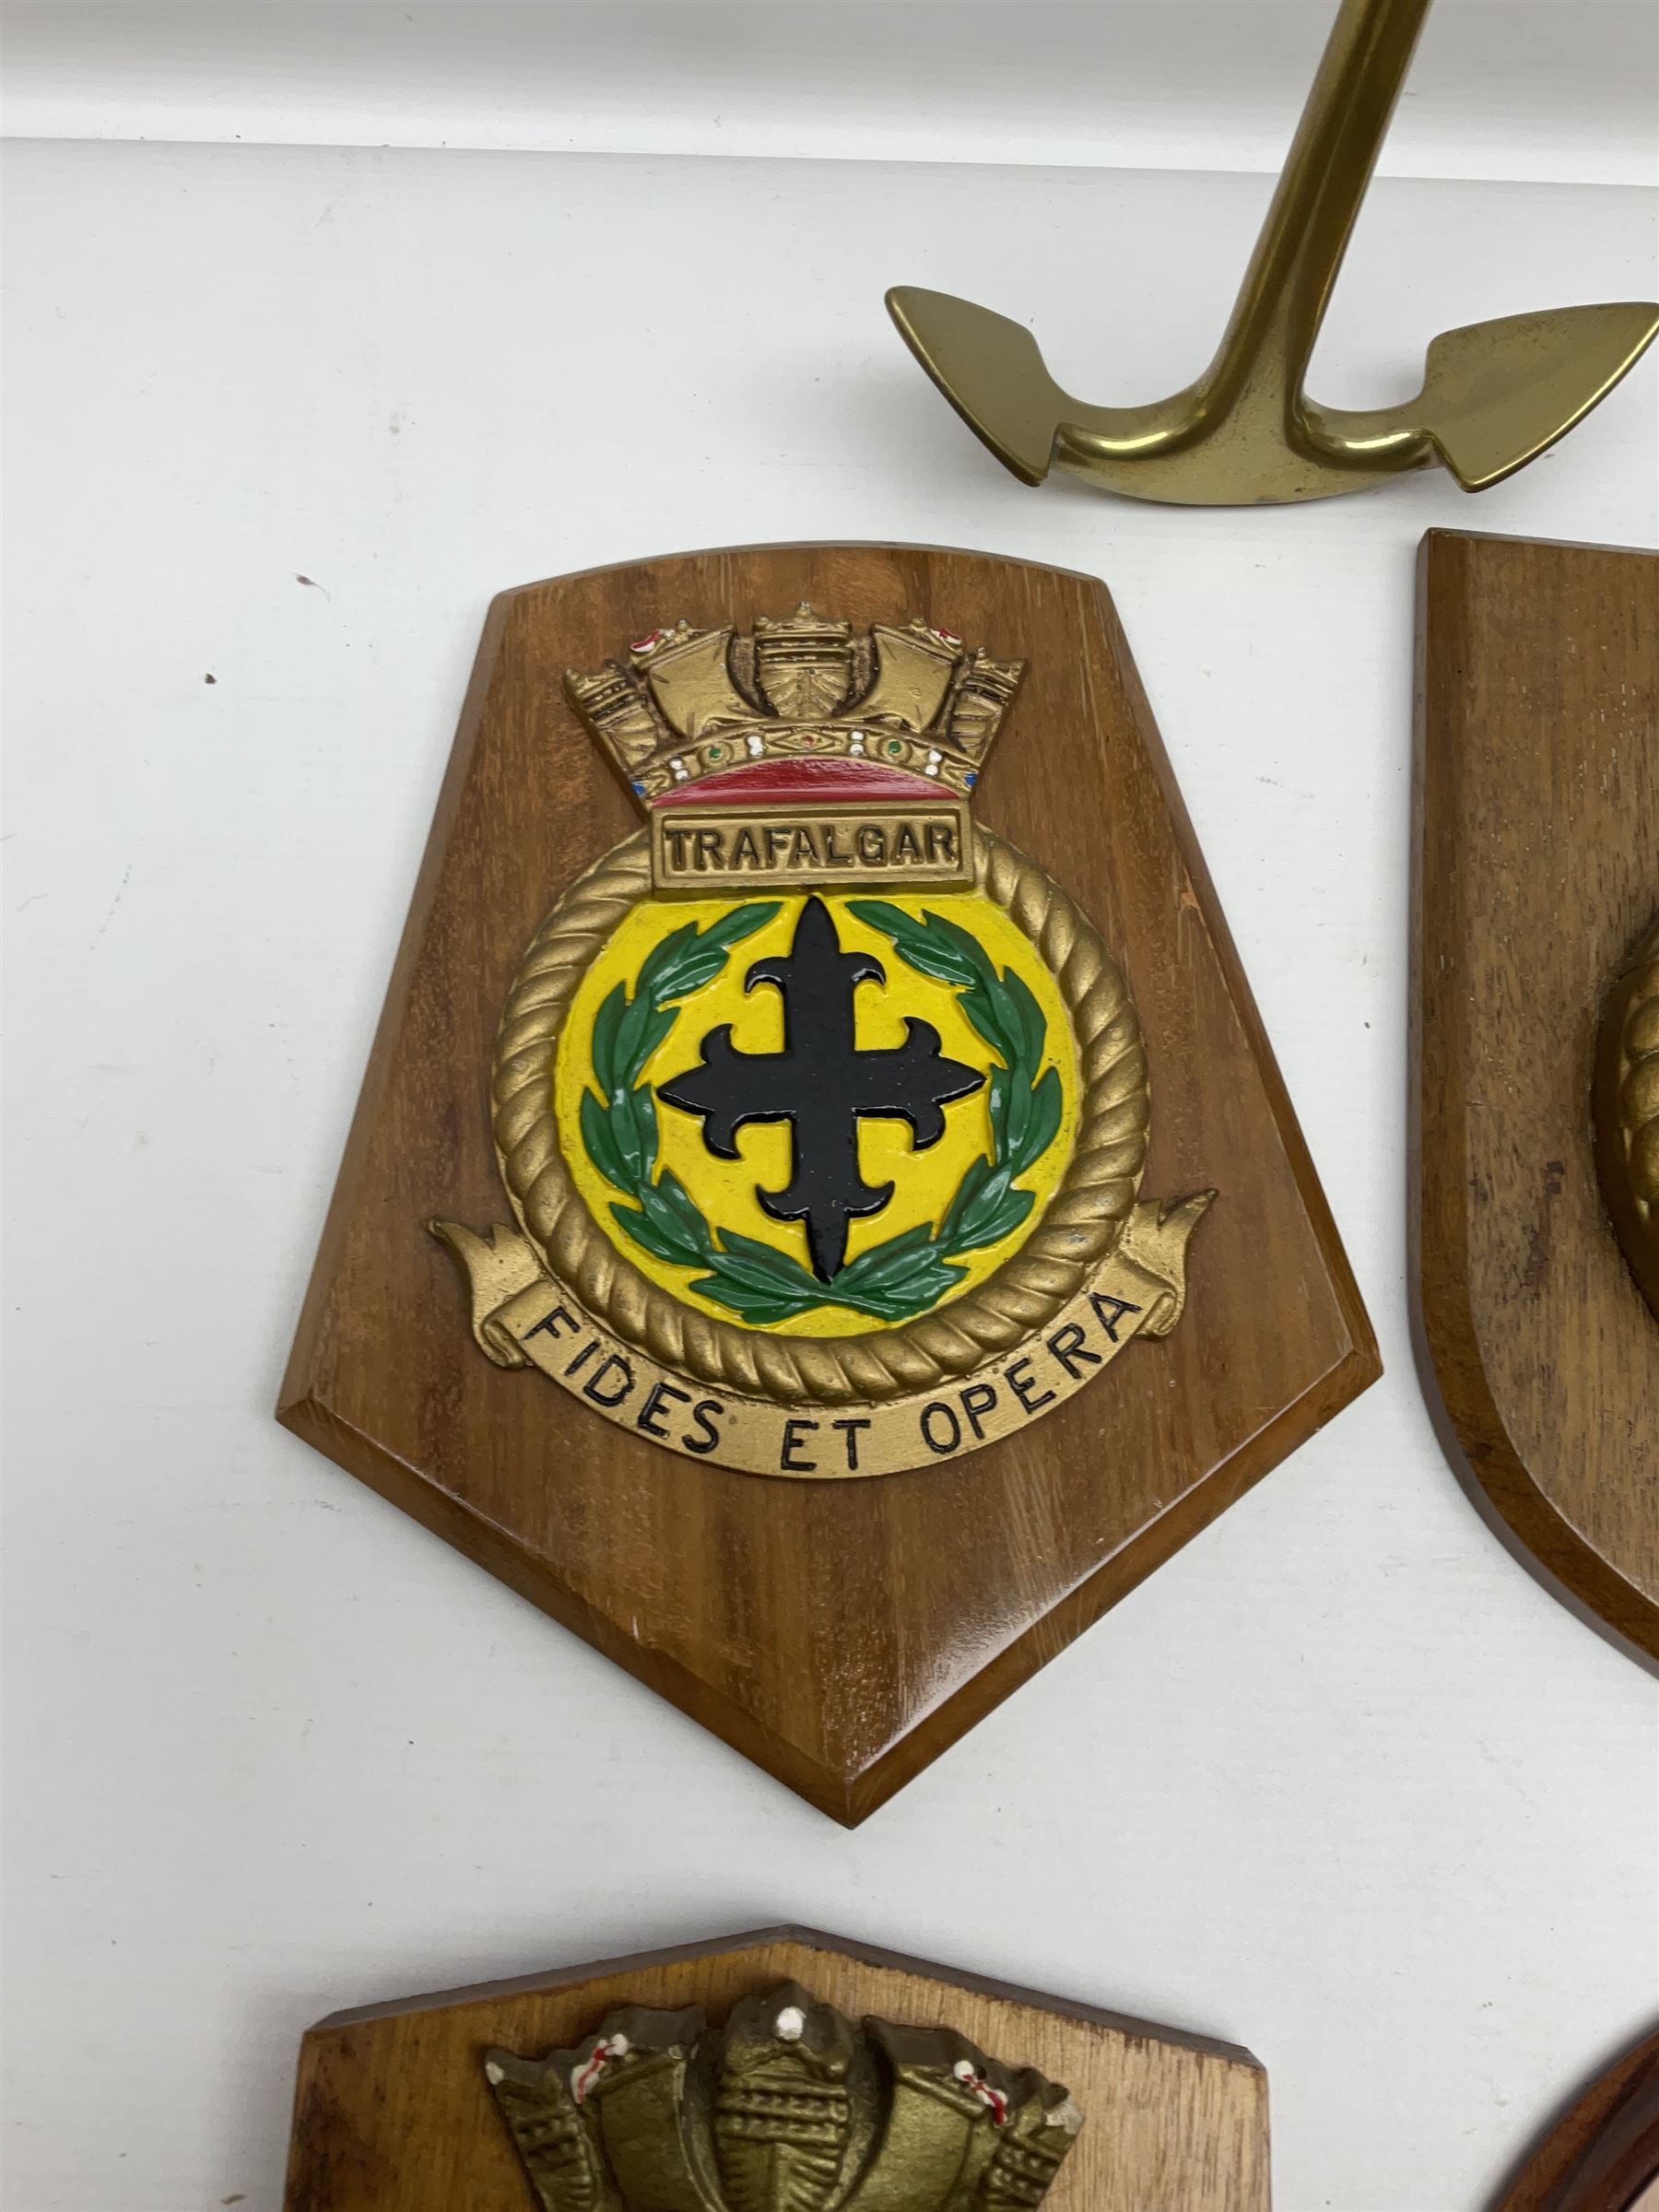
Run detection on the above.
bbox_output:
[563,604,1024,807]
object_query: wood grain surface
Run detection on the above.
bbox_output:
[282,1926,1271,2212]
[1412,529,1659,1665]
[279,543,1379,1821]
[1490,2028,1659,2212]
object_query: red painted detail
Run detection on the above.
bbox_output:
[651,758,944,809]
[960,2071,1009,2125]
[573,2043,610,2104]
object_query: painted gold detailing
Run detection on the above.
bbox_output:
[424,1220,545,1367]
[1594,913,1659,1320]
[565,607,1024,805]
[649,799,974,895]
[431,606,1212,1477]
[485,1983,1083,2212]
[484,824,1150,1406]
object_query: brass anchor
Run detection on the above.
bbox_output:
[888,0,1659,505]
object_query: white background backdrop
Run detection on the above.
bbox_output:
[4,6,1657,2209]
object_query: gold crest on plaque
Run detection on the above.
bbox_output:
[429,606,1210,1479]
[485,1982,1083,2212]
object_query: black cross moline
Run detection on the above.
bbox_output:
[656,896,984,1281]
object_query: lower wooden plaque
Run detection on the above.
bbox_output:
[282,1927,1271,2212]
[279,542,1378,1820]
[1413,529,1659,1664]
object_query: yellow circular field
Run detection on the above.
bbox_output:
[553,889,1079,1335]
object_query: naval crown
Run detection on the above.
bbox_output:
[486,1981,1083,2211]
[564,606,1024,806]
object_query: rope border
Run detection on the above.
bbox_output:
[491,826,1149,1406]
[1596,913,1659,1311]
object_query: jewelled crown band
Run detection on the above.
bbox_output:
[564,603,1025,809]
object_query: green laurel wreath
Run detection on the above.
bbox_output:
[580,900,1062,1326]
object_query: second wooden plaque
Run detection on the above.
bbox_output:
[1414,529,1658,1664]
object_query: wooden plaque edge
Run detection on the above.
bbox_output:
[1488,2024,1659,2212]
[295,1923,1265,2071]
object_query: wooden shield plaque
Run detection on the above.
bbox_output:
[279,544,1379,1820]
[1413,529,1659,1664]
[282,1926,1271,2212]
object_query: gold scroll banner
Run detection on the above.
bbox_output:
[431,1195,1208,1480]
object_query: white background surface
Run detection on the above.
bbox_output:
[4,7,1657,2211]
[6,0,1658,184]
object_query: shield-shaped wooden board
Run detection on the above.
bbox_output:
[1413,528,1659,1663]
[279,543,1380,1820]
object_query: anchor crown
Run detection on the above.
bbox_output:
[564,606,1024,807]
[485,1982,1084,2212]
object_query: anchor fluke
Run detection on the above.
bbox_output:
[886,286,1065,487]
[1415,301,1659,492]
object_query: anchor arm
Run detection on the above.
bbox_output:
[1411,301,1659,490]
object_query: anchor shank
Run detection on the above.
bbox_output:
[1206,0,1431,412]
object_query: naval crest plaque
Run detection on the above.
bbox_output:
[429,605,1207,1478]
[279,544,1377,1819]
